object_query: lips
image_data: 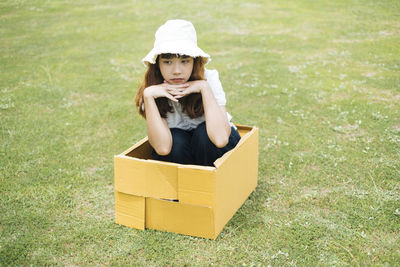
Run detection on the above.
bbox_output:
[170,78,185,83]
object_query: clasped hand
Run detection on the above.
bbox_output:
[144,80,208,102]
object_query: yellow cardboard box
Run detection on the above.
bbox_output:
[114,124,258,239]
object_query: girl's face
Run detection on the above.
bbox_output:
[158,54,194,84]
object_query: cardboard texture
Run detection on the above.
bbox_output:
[114,124,259,239]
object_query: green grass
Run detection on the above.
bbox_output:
[1,0,399,265]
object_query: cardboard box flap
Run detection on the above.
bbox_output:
[178,166,216,207]
[214,127,259,234]
[214,126,258,169]
[145,198,216,239]
[235,124,254,138]
[114,156,178,199]
[121,137,152,159]
[115,192,145,230]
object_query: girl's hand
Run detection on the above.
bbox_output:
[165,80,208,98]
[143,84,179,102]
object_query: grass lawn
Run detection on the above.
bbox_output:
[1,0,399,265]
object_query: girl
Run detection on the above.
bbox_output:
[135,19,240,166]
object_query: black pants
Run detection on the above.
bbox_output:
[152,122,241,166]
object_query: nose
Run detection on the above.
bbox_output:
[172,62,181,75]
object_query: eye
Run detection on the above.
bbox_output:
[182,59,190,64]
[162,60,172,64]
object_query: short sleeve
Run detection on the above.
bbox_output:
[205,69,226,106]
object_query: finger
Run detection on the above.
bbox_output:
[166,88,185,95]
[167,83,189,89]
[168,90,187,96]
[164,93,178,102]
[168,88,186,93]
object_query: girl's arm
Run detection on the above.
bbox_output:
[199,81,231,148]
[167,80,231,147]
[143,85,177,155]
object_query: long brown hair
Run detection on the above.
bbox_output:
[135,54,207,119]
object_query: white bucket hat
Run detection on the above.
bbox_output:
[142,19,211,65]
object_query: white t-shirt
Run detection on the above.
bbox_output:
[165,68,233,130]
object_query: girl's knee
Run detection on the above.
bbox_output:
[153,128,192,164]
